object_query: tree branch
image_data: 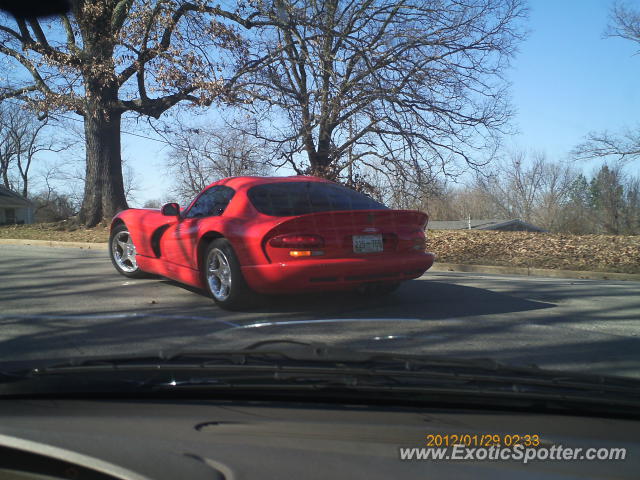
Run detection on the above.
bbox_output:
[60,14,80,54]
[0,85,39,101]
[118,88,205,118]
[0,44,53,95]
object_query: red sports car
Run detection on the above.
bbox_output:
[109,175,435,308]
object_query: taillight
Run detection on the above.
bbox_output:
[289,250,313,257]
[269,234,324,248]
[412,231,426,250]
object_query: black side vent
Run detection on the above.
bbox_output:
[151,224,171,257]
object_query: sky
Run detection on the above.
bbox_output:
[506,0,639,161]
[83,0,640,206]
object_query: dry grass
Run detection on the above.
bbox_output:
[0,220,110,243]
[428,230,640,274]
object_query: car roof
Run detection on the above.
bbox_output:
[208,175,334,191]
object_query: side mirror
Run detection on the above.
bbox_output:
[160,202,180,217]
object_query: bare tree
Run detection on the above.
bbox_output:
[24,155,79,222]
[477,151,543,221]
[55,153,140,213]
[232,0,526,192]
[0,108,17,189]
[533,161,580,231]
[0,105,66,197]
[0,1,273,226]
[164,123,271,203]
[420,159,639,233]
[423,185,501,221]
[608,1,640,49]
[31,190,77,222]
[573,128,640,164]
[476,151,577,230]
[142,198,162,208]
[573,1,640,164]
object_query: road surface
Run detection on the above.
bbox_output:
[1,245,639,378]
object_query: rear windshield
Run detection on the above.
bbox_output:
[247,181,388,216]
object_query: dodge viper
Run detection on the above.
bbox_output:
[109,175,435,308]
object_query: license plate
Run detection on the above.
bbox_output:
[353,234,383,253]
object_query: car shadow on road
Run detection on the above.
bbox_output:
[0,276,553,362]
[163,277,554,321]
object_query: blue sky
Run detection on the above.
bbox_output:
[507,0,639,158]
[115,0,640,205]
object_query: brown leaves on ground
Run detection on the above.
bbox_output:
[427,230,640,274]
[0,221,110,243]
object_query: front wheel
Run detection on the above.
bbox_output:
[109,224,146,278]
[203,239,254,309]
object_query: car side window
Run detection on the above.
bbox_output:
[184,186,235,219]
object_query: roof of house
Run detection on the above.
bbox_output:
[428,218,547,232]
[0,185,32,207]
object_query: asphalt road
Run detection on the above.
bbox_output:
[1,245,639,378]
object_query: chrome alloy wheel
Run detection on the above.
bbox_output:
[112,230,138,273]
[206,248,232,301]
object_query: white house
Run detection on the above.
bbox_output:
[0,186,34,225]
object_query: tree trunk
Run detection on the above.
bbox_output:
[75,2,128,227]
[78,105,128,227]
[309,125,335,180]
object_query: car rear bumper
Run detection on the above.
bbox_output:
[241,252,435,293]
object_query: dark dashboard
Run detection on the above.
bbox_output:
[0,399,638,480]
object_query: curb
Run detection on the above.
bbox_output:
[0,238,108,250]
[430,262,640,282]
[2,238,638,281]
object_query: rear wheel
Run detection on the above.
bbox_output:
[109,224,145,278]
[203,239,254,309]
